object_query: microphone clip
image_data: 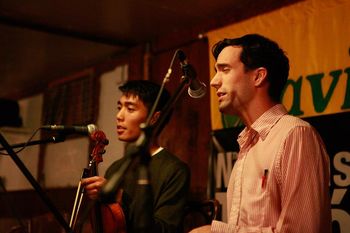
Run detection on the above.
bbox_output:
[177,49,206,99]
[180,62,197,83]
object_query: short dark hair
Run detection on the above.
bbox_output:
[212,34,289,102]
[118,79,172,128]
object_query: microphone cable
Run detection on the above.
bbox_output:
[0,127,41,155]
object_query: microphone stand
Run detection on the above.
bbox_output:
[0,131,73,233]
[0,135,65,151]
[99,50,193,232]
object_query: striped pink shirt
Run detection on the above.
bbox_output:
[211,104,332,233]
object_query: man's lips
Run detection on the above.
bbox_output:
[117,125,126,134]
[217,92,226,101]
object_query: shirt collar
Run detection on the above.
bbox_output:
[238,104,288,144]
[151,147,163,156]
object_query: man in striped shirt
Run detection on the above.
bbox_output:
[191,34,332,233]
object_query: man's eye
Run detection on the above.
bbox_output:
[127,107,135,112]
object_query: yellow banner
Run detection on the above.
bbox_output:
[207,0,350,130]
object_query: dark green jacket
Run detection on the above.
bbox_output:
[105,148,190,233]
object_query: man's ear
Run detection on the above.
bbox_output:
[254,67,268,86]
[150,111,161,125]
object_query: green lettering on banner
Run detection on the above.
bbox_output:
[306,70,341,113]
[281,66,350,119]
[341,67,350,109]
[221,66,350,128]
[285,77,304,116]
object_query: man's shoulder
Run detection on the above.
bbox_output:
[153,149,190,171]
[156,148,185,162]
[266,114,315,140]
[279,114,311,128]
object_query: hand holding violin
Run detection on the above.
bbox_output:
[81,176,106,200]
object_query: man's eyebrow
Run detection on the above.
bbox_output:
[118,100,138,107]
[214,63,230,71]
[215,63,229,68]
[125,100,137,105]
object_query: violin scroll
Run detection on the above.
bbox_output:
[90,130,109,165]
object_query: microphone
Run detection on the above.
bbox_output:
[177,50,207,98]
[41,124,98,136]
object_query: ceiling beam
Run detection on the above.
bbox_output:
[0,15,134,48]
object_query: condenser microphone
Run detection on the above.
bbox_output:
[177,50,207,98]
[41,124,98,135]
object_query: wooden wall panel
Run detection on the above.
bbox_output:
[150,38,211,199]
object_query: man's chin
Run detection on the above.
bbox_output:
[118,135,137,143]
[218,105,229,114]
[117,135,127,141]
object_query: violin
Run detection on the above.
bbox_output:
[70,130,126,233]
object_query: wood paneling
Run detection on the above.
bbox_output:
[150,38,211,199]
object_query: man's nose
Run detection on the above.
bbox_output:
[116,109,123,120]
[210,73,221,89]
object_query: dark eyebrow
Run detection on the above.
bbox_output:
[125,100,137,106]
[215,63,230,70]
[118,100,137,108]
